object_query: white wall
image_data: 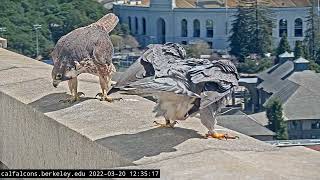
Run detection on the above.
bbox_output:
[114,4,309,50]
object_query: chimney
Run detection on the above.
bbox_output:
[293,57,310,71]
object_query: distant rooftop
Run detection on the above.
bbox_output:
[257,59,320,121]
[279,51,295,58]
[218,111,276,137]
[115,0,312,8]
[294,57,310,63]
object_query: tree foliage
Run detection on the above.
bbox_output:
[266,98,288,140]
[184,39,210,58]
[0,0,107,58]
[294,41,304,58]
[276,34,291,56]
[229,0,274,61]
[110,23,139,51]
[237,57,273,74]
[305,0,320,63]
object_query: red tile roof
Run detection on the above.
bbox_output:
[130,0,312,8]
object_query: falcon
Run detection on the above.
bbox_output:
[51,13,121,103]
[114,43,240,139]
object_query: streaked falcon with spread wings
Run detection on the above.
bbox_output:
[114,43,239,139]
[51,13,121,103]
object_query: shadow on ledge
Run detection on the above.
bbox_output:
[95,127,203,162]
[28,93,95,113]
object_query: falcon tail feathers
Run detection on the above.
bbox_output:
[93,13,119,33]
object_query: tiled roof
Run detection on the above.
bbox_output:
[258,60,320,121]
[123,0,312,8]
[257,61,295,93]
[283,71,320,120]
[217,111,276,136]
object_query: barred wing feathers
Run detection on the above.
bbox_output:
[187,59,239,109]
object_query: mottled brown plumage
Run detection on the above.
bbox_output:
[51,13,120,102]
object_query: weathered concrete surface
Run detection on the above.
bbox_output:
[0,48,320,179]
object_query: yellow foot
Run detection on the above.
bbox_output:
[95,93,123,102]
[204,133,239,140]
[59,92,85,103]
[153,121,178,128]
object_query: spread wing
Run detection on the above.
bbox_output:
[114,43,199,97]
[187,59,239,109]
[114,43,239,110]
[114,43,186,87]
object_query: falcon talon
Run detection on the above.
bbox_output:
[205,133,239,140]
[153,120,177,128]
[95,93,103,99]
[77,92,85,97]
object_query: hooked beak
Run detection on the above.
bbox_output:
[52,80,60,88]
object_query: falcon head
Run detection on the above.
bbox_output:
[51,59,77,88]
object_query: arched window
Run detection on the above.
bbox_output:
[135,17,138,34]
[193,19,200,37]
[142,17,146,35]
[206,20,214,37]
[181,19,188,37]
[128,17,132,32]
[279,19,288,37]
[157,18,166,44]
[294,18,303,37]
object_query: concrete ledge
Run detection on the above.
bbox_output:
[1,48,320,179]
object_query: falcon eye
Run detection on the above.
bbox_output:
[56,74,62,80]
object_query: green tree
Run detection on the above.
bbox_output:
[305,0,320,63]
[111,23,130,36]
[110,34,124,51]
[184,39,210,58]
[229,4,252,61]
[229,0,274,61]
[0,0,107,59]
[276,34,291,56]
[237,57,273,73]
[266,99,288,140]
[294,41,304,58]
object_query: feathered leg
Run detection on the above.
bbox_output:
[60,77,85,103]
[96,74,122,102]
[200,103,239,140]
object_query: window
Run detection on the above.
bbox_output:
[206,20,214,37]
[290,121,300,130]
[311,121,320,129]
[135,17,138,34]
[193,19,200,37]
[128,17,132,31]
[207,41,213,49]
[181,19,188,37]
[142,17,146,35]
[279,19,288,37]
[294,18,303,37]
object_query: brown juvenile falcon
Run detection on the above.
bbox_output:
[51,13,120,103]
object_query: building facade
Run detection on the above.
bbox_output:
[113,0,311,50]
